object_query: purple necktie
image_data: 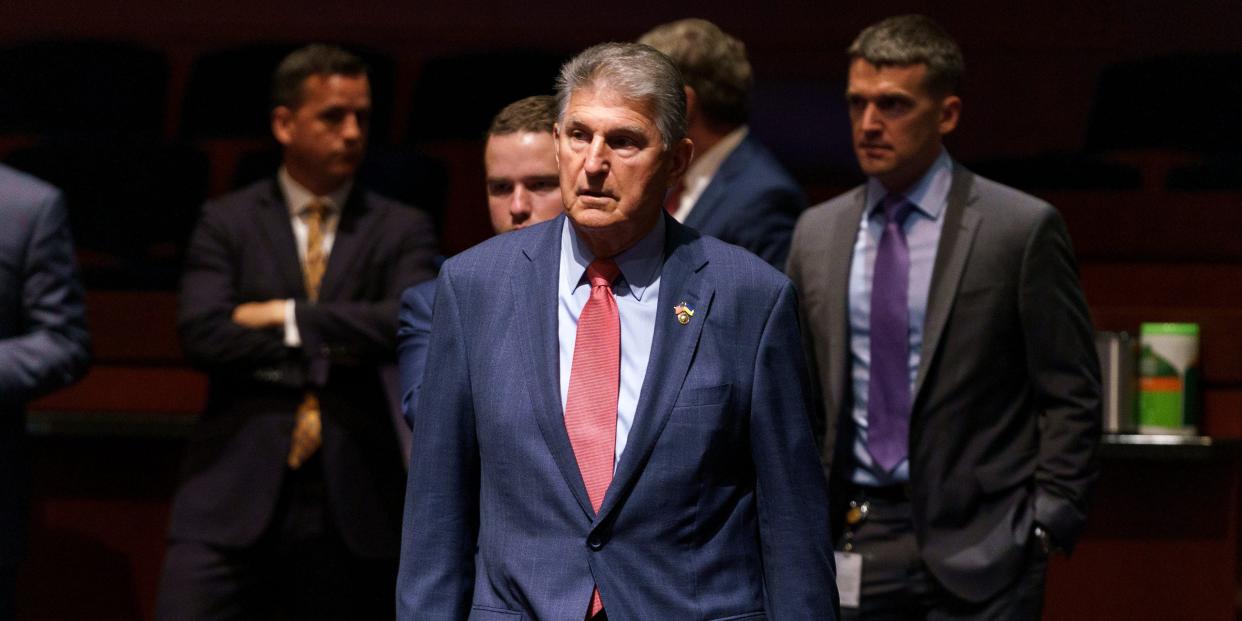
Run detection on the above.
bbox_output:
[868,194,914,474]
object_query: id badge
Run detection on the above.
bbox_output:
[834,551,862,608]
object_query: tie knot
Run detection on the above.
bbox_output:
[879,194,913,225]
[586,258,620,289]
[304,200,328,220]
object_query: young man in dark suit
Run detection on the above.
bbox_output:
[157,44,436,620]
[787,15,1101,620]
[639,18,807,269]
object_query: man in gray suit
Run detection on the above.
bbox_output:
[787,15,1100,620]
[0,163,91,618]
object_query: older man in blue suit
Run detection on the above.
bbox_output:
[397,43,836,620]
[0,163,90,617]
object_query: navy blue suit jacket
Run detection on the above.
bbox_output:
[396,279,436,430]
[398,214,836,620]
[0,164,90,565]
[683,133,806,269]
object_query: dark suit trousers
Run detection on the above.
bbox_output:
[156,455,395,621]
[836,486,1047,621]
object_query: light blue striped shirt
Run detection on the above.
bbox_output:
[848,150,953,486]
[558,216,664,469]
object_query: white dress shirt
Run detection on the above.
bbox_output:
[670,125,748,222]
[277,167,352,347]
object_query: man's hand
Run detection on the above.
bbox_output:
[232,300,287,329]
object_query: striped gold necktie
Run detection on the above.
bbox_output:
[288,200,328,469]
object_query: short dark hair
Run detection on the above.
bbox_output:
[848,15,964,96]
[271,44,368,109]
[639,18,752,127]
[488,95,558,137]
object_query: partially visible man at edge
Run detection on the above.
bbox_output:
[0,163,91,619]
[397,95,563,429]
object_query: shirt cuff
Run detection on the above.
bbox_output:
[283,299,301,347]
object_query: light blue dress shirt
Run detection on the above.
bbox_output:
[848,150,953,486]
[558,216,665,469]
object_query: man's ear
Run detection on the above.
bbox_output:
[938,95,962,136]
[272,106,294,146]
[667,137,694,183]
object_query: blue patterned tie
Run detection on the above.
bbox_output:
[868,194,914,474]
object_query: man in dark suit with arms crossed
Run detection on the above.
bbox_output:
[398,42,835,620]
[158,44,436,620]
[787,15,1100,620]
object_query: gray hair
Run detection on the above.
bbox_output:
[848,14,964,96]
[555,42,687,148]
[639,18,752,127]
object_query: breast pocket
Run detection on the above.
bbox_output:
[468,605,523,620]
[669,383,734,430]
[674,383,733,408]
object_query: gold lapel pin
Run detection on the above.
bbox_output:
[673,302,695,325]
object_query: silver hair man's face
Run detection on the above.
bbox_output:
[555,83,691,254]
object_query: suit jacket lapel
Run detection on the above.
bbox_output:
[825,188,867,415]
[597,216,712,523]
[512,216,596,518]
[682,136,753,231]
[254,179,306,299]
[914,166,980,402]
[319,188,374,301]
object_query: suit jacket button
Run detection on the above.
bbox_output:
[587,536,603,550]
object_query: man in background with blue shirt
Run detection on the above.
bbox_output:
[787,14,1100,620]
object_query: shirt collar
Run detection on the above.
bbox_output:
[865,149,953,221]
[561,214,665,302]
[278,167,354,217]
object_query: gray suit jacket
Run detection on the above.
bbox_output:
[787,165,1101,602]
[0,164,90,565]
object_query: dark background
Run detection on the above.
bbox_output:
[3,1,1241,619]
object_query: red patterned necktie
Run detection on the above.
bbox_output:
[563,258,621,618]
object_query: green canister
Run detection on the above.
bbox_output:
[1138,322,1201,434]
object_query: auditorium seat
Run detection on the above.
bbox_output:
[1086,54,1242,154]
[3,139,208,289]
[405,50,566,143]
[1167,155,1242,191]
[0,40,167,139]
